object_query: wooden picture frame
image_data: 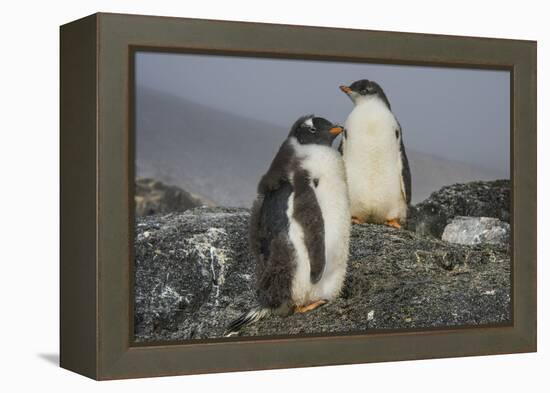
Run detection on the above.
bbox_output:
[60,12,537,380]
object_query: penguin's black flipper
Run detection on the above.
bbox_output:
[400,140,412,205]
[396,124,412,205]
[224,307,270,337]
[337,128,346,156]
[293,168,326,284]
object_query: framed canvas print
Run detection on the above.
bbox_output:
[60,12,537,380]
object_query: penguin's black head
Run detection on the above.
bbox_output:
[339,79,391,108]
[289,115,344,146]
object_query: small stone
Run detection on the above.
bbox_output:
[367,310,375,321]
[442,216,510,246]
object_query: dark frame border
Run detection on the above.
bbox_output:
[60,12,536,380]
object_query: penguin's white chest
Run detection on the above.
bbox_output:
[343,101,407,223]
[286,141,350,306]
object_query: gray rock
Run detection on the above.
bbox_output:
[134,207,252,341]
[407,180,510,238]
[135,178,212,217]
[442,216,510,246]
[134,206,511,342]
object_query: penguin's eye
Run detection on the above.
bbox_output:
[360,89,367,95]
[307,126,316,134]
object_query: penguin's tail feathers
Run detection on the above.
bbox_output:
[224,307,270,337]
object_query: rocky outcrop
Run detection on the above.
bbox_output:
[442,216,510,246]
[407,180,510,238]
[134,208,252,341]
[135,178,212,217]
[134,180,511,342]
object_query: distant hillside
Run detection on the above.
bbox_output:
[136,86,283,207]
[136,86,504,206]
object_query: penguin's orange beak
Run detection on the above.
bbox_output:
[329,126,344,135]
[339,85,352,93]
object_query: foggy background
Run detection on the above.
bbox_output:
[135,51,510,206]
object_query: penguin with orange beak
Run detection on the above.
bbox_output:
[225,115,350,336]
[339,79,411,228]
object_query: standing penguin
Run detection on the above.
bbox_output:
[225,115,350,336]
[339,79,411,228]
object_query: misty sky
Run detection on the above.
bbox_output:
[136,51,510,177]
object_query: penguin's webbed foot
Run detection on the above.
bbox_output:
[294,299,327,314]
[386,219,402,229]
[351,216,364,225]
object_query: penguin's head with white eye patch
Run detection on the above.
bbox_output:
[289,115,344,146]
[339,79,391,109]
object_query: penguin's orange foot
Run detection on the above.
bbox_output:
[351,216,364,225]
[294,299,327,314]
[386,219,401,229]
